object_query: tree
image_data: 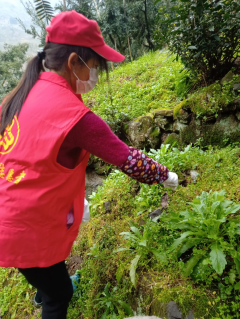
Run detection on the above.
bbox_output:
[0,43,29,102]
[17,0,50,47]
[19,0,160,61]
[155,0,240,83]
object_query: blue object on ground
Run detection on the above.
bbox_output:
[70,274,80,291]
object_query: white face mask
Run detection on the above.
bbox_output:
[73,55,99,94]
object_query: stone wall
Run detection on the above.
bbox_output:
[124,71,240,149]
[124,105,240,149]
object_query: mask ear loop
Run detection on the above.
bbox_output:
[73,70,80,80]
[78,55,90,70]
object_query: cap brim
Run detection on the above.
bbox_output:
[91,43,125,63]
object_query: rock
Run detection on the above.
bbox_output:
[104,201,111,212]
[148,193,169,220]
[190,170,199,183]
[221,70,234,85]
[216,113,240,135]
[161,192,169,208]
[152,109,173,117]
[167,301,181,319]
[173,121,188,133]
[175,109,191,124]
[167,301,194,319]
[85,170,105,199]
[155,117,173,131]
[125,115,160,149]
[236,112,240,121]
[148,208,163,220]
[233,83,240,93]
[125,317,162,319]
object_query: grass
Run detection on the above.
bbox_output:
[84,50,184,122]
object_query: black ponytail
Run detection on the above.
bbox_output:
[0,54,44,135]
[0,42,108,135]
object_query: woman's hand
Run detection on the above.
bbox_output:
[163,172,178,190]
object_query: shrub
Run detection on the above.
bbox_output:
[155,0,240,83]
[161,190,240,279]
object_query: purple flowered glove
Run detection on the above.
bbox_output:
[118,147,169,185]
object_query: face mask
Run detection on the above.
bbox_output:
[73,55,99,94]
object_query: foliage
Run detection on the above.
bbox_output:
[161,190,240,278]
[148,143,198,173]
[18,0,48,47]
[0,43,29,103]
[0,268,35,318]
[20,0,160,60]
[34,0,53,24]
[93,283,133,319]
[1,145,240,318]
[89,169,137,218]
[174,75,240,118]
[115,220,169,286]
[155,0,240,83]
[84,51,183,133]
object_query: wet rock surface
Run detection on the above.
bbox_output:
[85,169,105,198]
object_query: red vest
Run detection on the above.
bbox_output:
[0,72,90,268]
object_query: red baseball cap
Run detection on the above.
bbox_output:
[46,11,125,63]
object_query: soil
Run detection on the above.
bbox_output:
[66,255,83,276]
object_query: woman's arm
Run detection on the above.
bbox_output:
[67,111,175,186]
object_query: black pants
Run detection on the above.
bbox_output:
[19,261,73,319]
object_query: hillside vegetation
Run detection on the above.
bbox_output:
[84,51,184,124]
[1,51,240,319]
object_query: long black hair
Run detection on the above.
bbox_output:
[0,42,108,135]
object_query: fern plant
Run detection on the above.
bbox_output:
[34,0,54,24]
[161,190,240,281]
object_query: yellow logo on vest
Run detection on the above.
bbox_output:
[0,116,20,155]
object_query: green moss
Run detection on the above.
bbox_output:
[174,82,236,118]
[180,122,198,145]
[164,133,180,146]
[149,127,160,138]
[173,99,191,117]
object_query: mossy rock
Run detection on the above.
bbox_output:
[179,114,240,147]
[125,114,160,149]
[220,70,234,85]
[164,133,180,147]
[174,81,235,118]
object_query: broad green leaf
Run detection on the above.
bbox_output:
[234,254,240,276]
[139,240,147,247]
[100,312,107,319]
[177,238,201,257]
[210,242,227,275]
[225,205,240,216]
[130,255,141,287]
[113,247,130,253]
[234,282,240,290]
[229,271,236,285]
[170,231,195,251]
[183,254,203,277]
[152,250,167,263]
[130,227,142,238]
[106,301,111,308]
[188,46,197,50]
[118,301,133,316]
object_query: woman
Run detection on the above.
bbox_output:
[0,11,178,319]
